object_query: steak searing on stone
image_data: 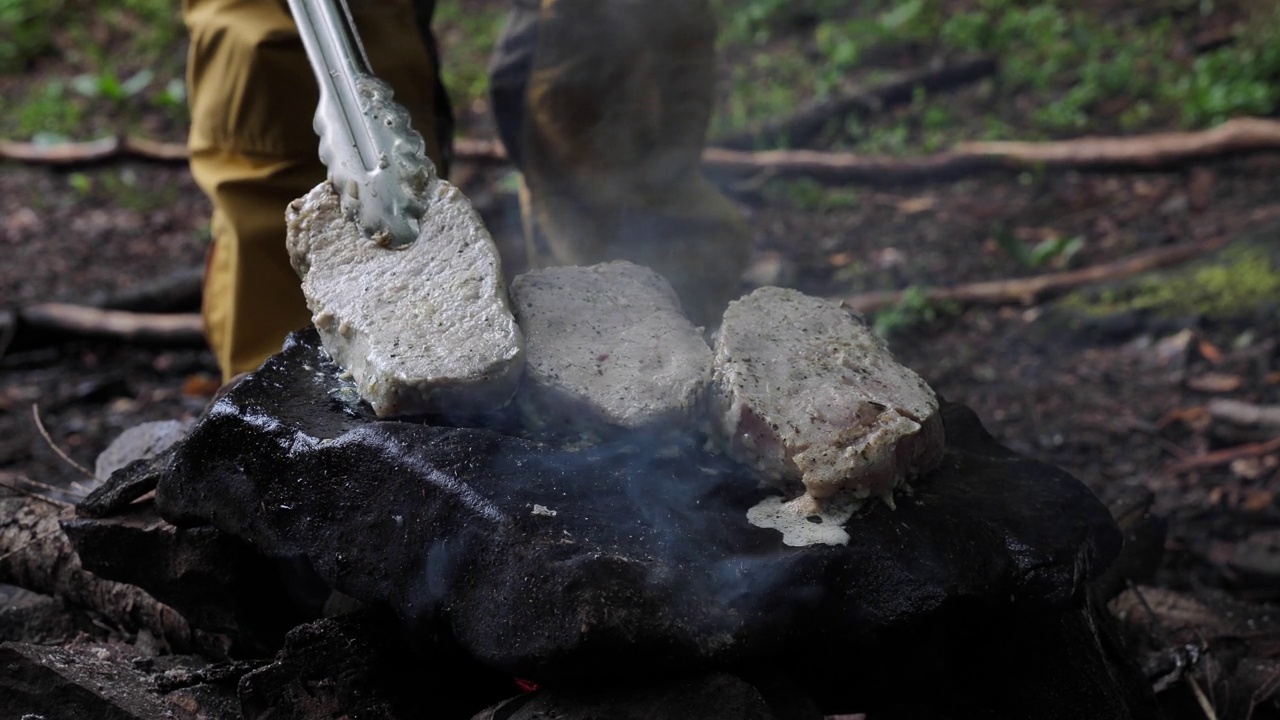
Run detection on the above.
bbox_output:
[285,180,524,418]
[510,261,713,435]
[711,286,944,509]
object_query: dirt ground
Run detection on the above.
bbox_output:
[2,1,1280,717]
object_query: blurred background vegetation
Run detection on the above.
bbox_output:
[1,0,1277,150]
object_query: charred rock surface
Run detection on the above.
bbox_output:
[63,504,313,657]
[156,330,1128,703]
[239,610,512,720]
[472,673,789,720]
[0,642,178,719]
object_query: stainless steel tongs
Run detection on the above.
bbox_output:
[285,0,435,247]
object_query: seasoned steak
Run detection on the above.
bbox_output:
[510,261,712,435]
[286,180,524,418]
[711,286,943,507]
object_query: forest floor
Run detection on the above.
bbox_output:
[2,0,1279,717]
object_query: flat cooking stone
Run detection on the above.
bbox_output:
[156,329,1121,686]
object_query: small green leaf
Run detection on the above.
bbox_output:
[880,0,923,31]
[70,73,101,97]
[120,68,154,97]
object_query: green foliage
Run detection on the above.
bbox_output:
[873,286,953,337]
[0,0,190,138]
[1175,42,1280,126]
[71,68,154,102]
[715,0,854,45]
[1061,242,1280,320]
[994,228,1083,269]
[14,80,84,138]
[0,0,63,72]
[433,1,508,113]
[764,178,860,211]
[713,0,1280,144]
[927,0,1280,133]
[67,171,92,195]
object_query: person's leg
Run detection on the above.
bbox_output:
[488,0,749,329]
[184,0,447,380]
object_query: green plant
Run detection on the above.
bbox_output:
[433,1,507,112]
[0,0,63,72]
[1176,43,1280,126]
[995,228,1084,269]
[12,80,84,138]
[71,68,154,102]
[874,286,950,337]
[68,172,93,195]
[764,178,859,211]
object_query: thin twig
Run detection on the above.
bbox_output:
[1247,668,1280,720]
[0,525,67,564]
[0,474,75,509]
[31,403,95,480]
[1167,436,1280,474]
[842,236,1227,314]
[1188,674,1220,720]
[1127,581,1169,644]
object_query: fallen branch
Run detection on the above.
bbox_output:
[708,117,1280,184]
[8,304,205,346]
[90,267,205,313]
[9,118,1280,187]
[0,134,187,165]
[0,484,195,652]
[1207,399,1280,430]
[712,54,998,150]
[841,236,1227,315]
[1166,436,1280,474]
[956,117,1280,168]
[32,404,96,481]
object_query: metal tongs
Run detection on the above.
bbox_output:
[286,0,435,248]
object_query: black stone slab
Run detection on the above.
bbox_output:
[156,329,1121,683]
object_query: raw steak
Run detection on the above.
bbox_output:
[510,261,712,435]
[711,286,943,509]
[286,180,524,418]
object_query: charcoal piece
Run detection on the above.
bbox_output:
[94,419,192,481]
[63,504,311,656]
[157,330,1123,691]
[238,610,511,720]
[80,419,193,517]
[0,584,83,644]
[0,642,173,719]
[472,673,778,720]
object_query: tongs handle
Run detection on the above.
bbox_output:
[286,0,435,247]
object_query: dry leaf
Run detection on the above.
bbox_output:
[1233,456,1280,483]
[897,196,935,214]
[828,251,853,268]
[181,373,222,398]
[1198,339,1224,364]
[1240,486,1275,509]
[1157,405,1210,430]
[1110,586,1233,636]
[1186,372,1243,393]
[1187,167,1216,212]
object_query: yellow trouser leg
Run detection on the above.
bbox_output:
[184,0,444,380]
